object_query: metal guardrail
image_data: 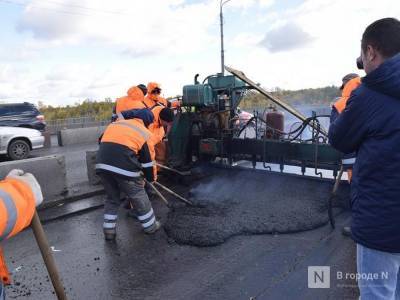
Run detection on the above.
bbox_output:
[46,117,110,134]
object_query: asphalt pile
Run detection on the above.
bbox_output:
[165,167,350,247]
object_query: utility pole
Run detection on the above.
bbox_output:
[220,0,232,75]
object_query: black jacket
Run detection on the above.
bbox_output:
[329,53,400,252]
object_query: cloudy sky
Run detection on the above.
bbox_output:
[0,0,398,106]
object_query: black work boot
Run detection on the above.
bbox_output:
[103,228,116,241]
[342,226,352,237]
[144,221,161,235]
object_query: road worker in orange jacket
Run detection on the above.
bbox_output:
[148,106,175,172]
[331,73,362,182]
[112,85,147,122]
[96,110,161,240]
[143,82,167,108]
[143,82,181,110]
[0,170,43,299]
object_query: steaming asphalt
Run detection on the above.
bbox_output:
[165,166,350,247]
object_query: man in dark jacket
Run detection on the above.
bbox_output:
[329,18,400,299]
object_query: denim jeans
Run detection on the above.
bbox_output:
[0,282,4,300]
[357,244,400,300]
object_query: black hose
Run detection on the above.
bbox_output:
[235,113,328,142]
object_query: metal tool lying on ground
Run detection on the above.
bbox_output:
[31,211,67,300]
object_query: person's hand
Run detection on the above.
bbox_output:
[6,169,43,207]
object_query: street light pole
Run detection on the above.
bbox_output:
[220,0,232,75]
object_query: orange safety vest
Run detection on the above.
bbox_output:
[148,105,166,146]
[0,179,35,284]
[101,119,152,154]
[101,119,157,179]
[115,86,146,114]
[143,96,167,109]
[148,106,170,171]
[333,77,362,113]
[143,82,167,108]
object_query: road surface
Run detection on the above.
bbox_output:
[4,195,358,300]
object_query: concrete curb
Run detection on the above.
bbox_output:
[86,150,101,185]
[39,185,105,210]
[38,196,105,224]
[0,155,68,202]
[58,126,105,146]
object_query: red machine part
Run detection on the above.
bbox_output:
[264,106,284,140]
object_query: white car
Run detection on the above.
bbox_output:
[0,127,44,160]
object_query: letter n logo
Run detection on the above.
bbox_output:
[308,266,330,288]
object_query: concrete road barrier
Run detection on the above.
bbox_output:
[58,126,106,146]
[0,155,68,202]
[42,130,52,148]
[86,150,101,185]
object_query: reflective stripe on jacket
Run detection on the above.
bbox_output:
[0,179,35,284]
[96,119,155,181]
[0,179,35,241]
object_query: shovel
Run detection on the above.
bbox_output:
[328,166,344,229]
[31,211,67,300]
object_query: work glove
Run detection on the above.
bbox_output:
[6,169,43,207]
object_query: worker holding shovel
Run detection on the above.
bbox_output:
[96,109,161,240]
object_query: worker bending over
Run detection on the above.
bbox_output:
[96,109,160,240]
[112,85,147,121]
[0,170,43,299]
[331,73,361,182]
[117,106,175,174]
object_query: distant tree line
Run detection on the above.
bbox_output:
[240,86,340,110]
[39,98,114,121]
[38,86,341,121]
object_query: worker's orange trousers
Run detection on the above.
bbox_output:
[155,142,167,169]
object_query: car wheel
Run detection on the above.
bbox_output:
[8,140,30,160]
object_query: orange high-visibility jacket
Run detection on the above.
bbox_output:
[333,77,362,113]
[0,178,35,284]
[143,82,168,108]
[97,119,157,181]
[101,119,152,153]
[148,105,166,146]
[115,86,146,113]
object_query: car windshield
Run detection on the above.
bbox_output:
[0,104,38,116]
